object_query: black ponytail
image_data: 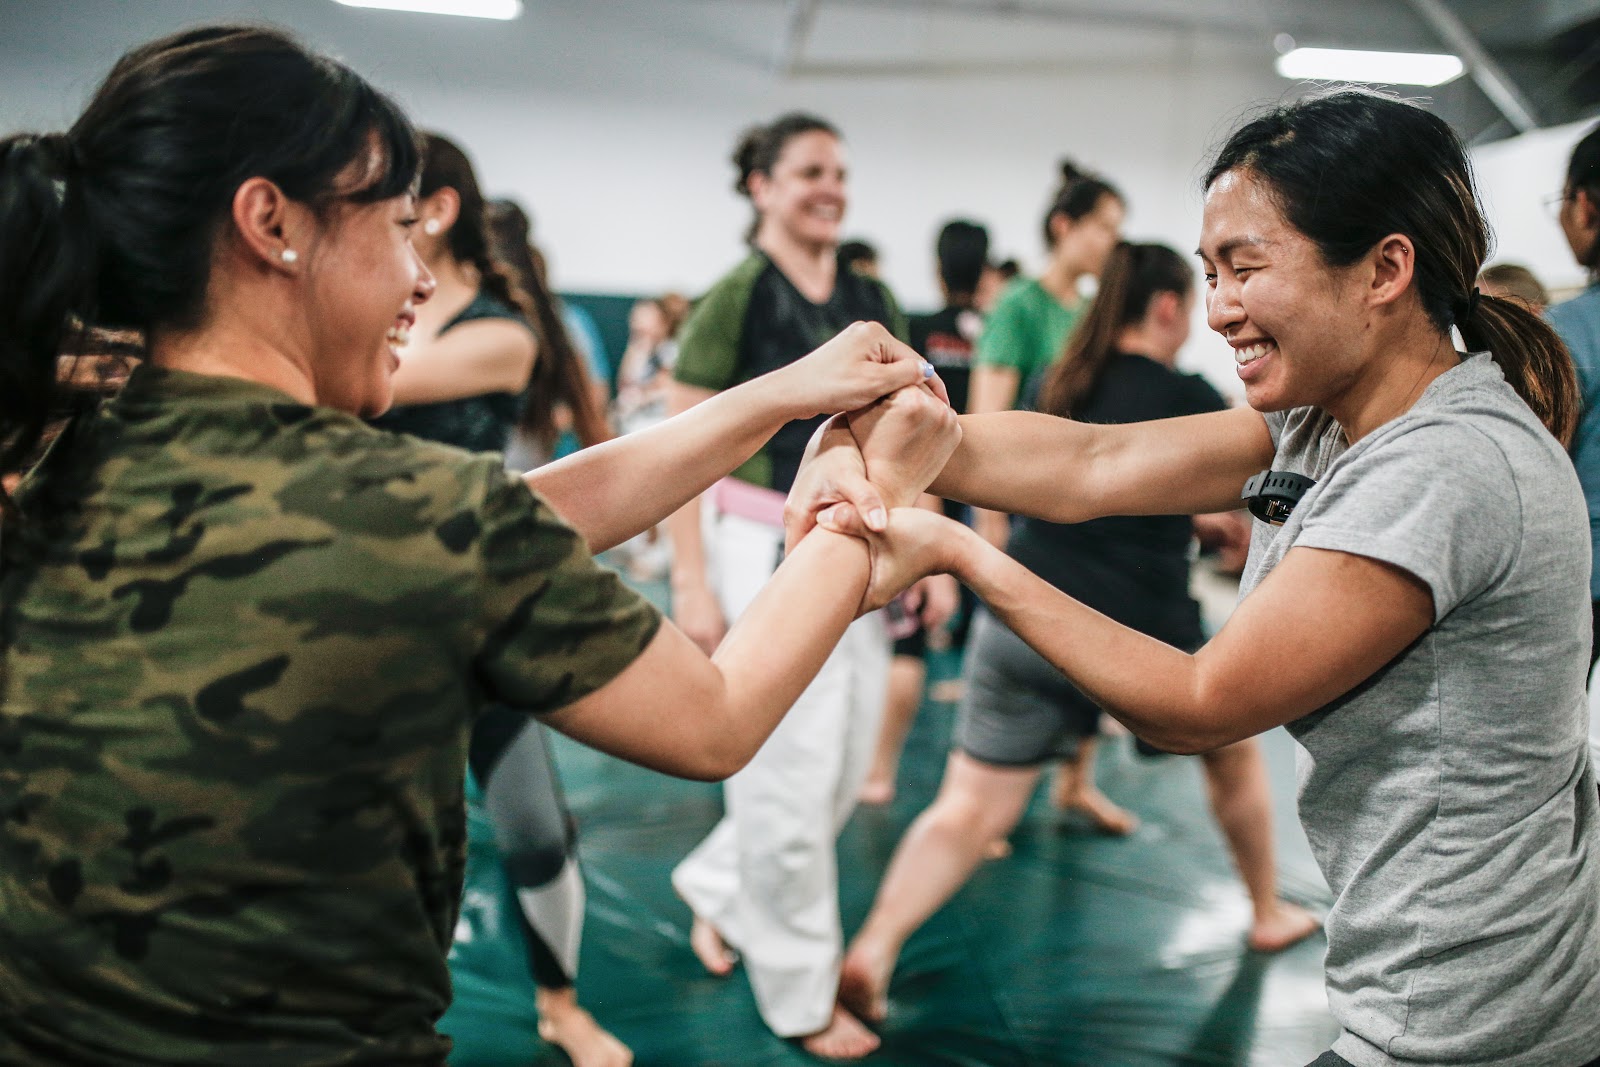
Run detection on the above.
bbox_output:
[0,134,96,519]
[1460,292,1579,446]
[0,25,418,523]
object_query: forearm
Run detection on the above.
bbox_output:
[932,413,1106,522]
[526,374,798,553]
[666,493,709,588]
[951,527,1227,752]
[933,407,1273,523]
[705,529,871,768]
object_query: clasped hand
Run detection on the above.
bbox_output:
[784,378,969,614]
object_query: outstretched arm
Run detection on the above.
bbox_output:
[931,404,1276,523]
[785,399,1274,551]
[543,526,873,780]
[821,507,1432,754]
[526,321,930,554]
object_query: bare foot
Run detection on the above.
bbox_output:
[536,989,633,1067]
[984,838,1012,861]
[689,914,737,976]
[838,939,893,1024]
[800,1003,880,1060]
[1057,786,1139,836]
[857,777,895,806]
[1247,901,1322,953]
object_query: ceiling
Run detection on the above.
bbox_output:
[3,0,1598,144]
[770,0,1600,142]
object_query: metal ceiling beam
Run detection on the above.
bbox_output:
[1406,0,1540,132]
[804,0,1268,35]
[775,0,820,76]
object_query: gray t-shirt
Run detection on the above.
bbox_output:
[1239,354,1600,1067]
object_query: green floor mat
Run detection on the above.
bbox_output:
[443,642,1337,1066]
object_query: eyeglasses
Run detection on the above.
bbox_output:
[1545,191,1573,219]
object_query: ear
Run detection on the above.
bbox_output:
[746,170,774,213]
[231,177,306,275]
[1149,289,1182,326]
[1048,211,1071,247]
[1367,233,1416,310]
[419,187,461,234]
[1575,188,1600,234]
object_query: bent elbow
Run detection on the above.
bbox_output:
[687,735,754,782]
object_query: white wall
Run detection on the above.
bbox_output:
[0,1,1314,391]
[1472,119,1597,299]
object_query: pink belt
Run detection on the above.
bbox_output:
[708,477,787,529]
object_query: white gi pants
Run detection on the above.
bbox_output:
[672,510,890,1037]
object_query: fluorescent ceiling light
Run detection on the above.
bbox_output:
[333,0,524,19]
[1275,47,1464,87]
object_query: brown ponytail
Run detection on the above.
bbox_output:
[1036,242,1191,419]
[485,199,611,451]
[420,135,610,453]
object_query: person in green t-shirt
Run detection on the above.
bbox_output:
[970,160,1124,545]
[0,27,956,1067]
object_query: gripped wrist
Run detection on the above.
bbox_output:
[944,523,987,583]
[760,364,816,422]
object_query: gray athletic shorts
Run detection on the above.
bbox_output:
[954,609,1106,766]
[955,609,1191,766]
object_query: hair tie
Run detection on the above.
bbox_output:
[1454,285,1481,324]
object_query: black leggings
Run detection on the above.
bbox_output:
[468,706,583,991]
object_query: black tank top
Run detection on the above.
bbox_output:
[371,291,529,453]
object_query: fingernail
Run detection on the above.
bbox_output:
[819,506,837,525]
[921,360,935,379]
[868,508,888,530]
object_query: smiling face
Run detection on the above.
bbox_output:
[1198,168,1373,414]
[300,192,434,417]
[750,129,847,250]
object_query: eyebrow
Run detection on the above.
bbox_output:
[1195,235,1272,260]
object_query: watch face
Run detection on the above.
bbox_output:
[1248,496,1296,526]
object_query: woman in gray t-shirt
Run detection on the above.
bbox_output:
[795,91,1600,1067]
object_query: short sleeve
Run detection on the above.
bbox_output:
[468,467,662,714]
[974,285,1032,372]
[1292,421,1520,623]
[674,259,762,392]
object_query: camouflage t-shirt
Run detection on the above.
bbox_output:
[0,365,661,1065]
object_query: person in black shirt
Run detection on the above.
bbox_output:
[839,242,1319,1025]
[860,220,988,806]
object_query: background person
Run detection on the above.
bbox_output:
[664,112,909,1060]
[859,218,989,806]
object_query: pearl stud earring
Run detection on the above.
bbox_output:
[423,219,442,236]
[280,248,298,264]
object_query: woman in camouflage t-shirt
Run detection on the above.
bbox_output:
[0,26,954,1067]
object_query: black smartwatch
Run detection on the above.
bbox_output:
[1241,469,1315,526]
